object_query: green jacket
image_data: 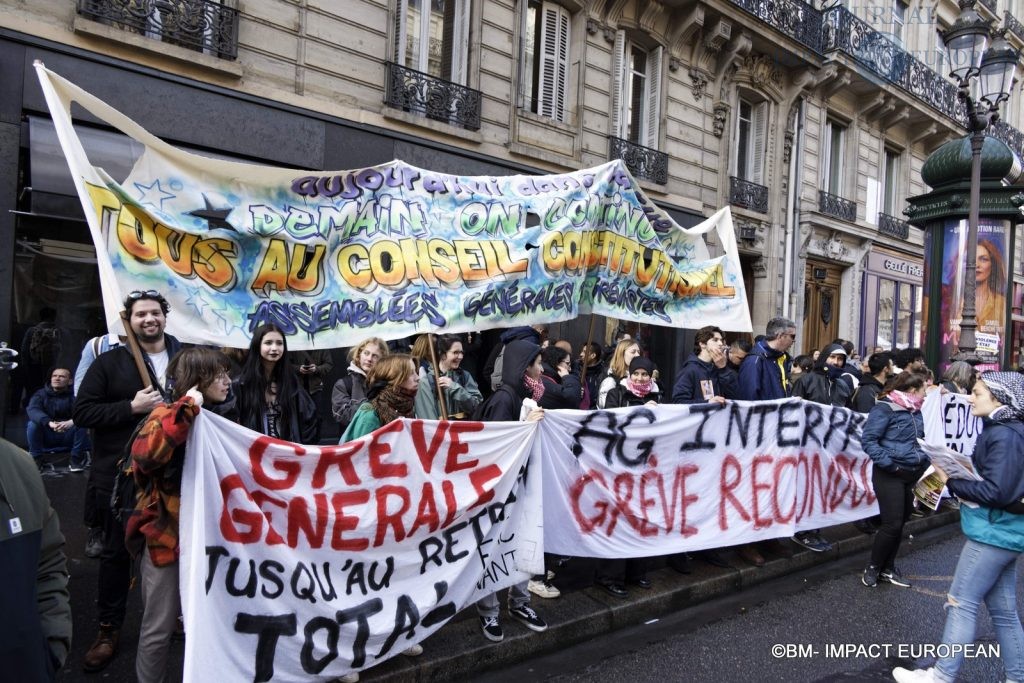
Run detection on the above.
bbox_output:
[340,403,383,443]
[0,439,71,680]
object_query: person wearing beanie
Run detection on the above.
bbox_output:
[596,356,661,597]
[894,371,1024,683]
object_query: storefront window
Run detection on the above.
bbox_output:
[877,278,894,349]
[896,282,913,347]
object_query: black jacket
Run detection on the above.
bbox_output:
[478,339,540,422]
[605,378,663,407]
[671,353,738,403]
[73,335,183,492]
[0,439,71,681]
[790,343,852,407]
[850,375,884,413]
[538,362,583,410]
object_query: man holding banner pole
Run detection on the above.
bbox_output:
[73,290,182,673]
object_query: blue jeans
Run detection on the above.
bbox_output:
[26,420,90,458]
[934,538,1024,682]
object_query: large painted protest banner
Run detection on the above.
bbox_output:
[538,401,875,557]
[179,413,543,682]
[921,390,983,453]
[35,63,751,350]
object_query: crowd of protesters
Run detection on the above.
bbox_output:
[6,292,1024,682]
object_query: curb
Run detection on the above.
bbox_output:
[361,511,961,681]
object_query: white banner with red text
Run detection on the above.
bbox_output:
[179,412,543,683]
[539,400,877,557]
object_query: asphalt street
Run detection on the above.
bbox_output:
[491,532,1018,683]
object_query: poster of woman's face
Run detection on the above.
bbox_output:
[938,218,1008,371]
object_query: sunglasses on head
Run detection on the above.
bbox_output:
[127,290,161,300]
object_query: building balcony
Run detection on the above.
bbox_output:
[729,176,769,214]
[822,6,967,127]
[819,190,856,222]
[384,62,482,131]
[878,213,910,239]
[1006,10,1024,42]
[76,0,239,60]
[979,0,998,15]
[608,137,668,185]
[728,0,824,55]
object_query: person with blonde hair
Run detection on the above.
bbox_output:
[597,338,641,408]
[331,336,388,431]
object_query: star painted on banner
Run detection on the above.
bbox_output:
[186,195,236,232]
[209,299,245,337]
[184,285,212,318]
[134,179,176,211]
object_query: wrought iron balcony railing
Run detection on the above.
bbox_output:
[1006,11,1024,42]
[822,6,967,127]
[729,176,770,214]
[729,0,823,55]
[878,213,910,239]
[384,62,482,131]
[608,137,669,185]
[819,190,857,222]
[77,0,239,59]
[990,119,1024,160]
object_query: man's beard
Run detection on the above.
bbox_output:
[136,327,163,344]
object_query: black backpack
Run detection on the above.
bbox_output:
[110,417,149,526]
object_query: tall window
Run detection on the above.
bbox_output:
[733,97,768,184]
[882,148,901,215]
[522,1,570,122]
[891,0,906,43]
[935,28,951,77]
[394,0,470,84]
[611,31,663,148]
[822,118,846,195]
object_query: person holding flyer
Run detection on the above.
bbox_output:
[894,372,1024,683]
[860,371,930,589]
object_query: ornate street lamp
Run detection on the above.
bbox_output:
[943,2,1018,362]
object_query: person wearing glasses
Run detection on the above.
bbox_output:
[125,348,234,683]
[73,289,183,673]
[737,317,797,402]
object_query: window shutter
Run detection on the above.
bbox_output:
[538,4,570,121]
[751,101,767,185]
[610,30,626,138]
[449,0,471,85]
[393,0,408,64]
[645,45,663,148]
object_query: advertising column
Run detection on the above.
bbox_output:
[933,217,1010,371]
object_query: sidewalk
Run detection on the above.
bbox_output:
[363,510,961,681]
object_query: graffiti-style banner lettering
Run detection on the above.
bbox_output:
[35,64,751,349]
[180,413,543,682]
[538,401,876,557]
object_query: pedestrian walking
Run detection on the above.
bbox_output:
[893,372,1024,683]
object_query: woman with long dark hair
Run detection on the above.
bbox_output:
[414,334,483,420]
[233,324,317,444]
[860,371,930,589]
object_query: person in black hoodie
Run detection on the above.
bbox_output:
[671,325,738,404]
[789,342,851,553]
[597,357,660,596]
[475,339,548,643]
[74,290,183,672]
[790,343,853,407]
[538,346,583,410]
[850,352,893,413]
[482,324,547,394]
[577,341,604,409]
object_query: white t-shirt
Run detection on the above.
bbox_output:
[147,349,170,391]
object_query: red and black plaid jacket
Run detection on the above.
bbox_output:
[125,396,199,567]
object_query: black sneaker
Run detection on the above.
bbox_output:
[862,565,880,587]
[480,616,503,642]
[811,531,833,552]
[880,566,912,588]
[509,605,547,632]
[792,531,828,552]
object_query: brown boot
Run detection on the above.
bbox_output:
[83,623,119,672]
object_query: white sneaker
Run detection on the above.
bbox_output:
[402,643,424,656]
[528,579,561,599]
[893,666,937,682]
[336,673,359,683]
